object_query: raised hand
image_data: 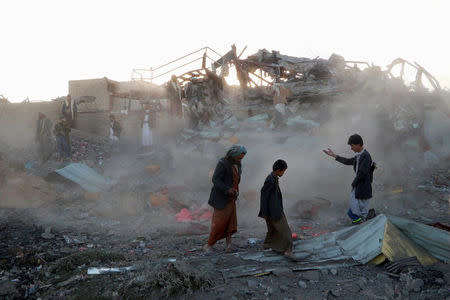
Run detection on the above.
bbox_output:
[322,148,337,158]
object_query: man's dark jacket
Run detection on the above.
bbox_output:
[208,158,241,210]
[258,172,284,221]
[336,149,374,199]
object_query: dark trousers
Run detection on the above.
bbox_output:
[263,213,293,253]
[56,136,70,158]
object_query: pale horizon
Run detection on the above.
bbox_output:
[1,0,448,102]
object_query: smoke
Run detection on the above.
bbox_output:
[0,85,449,238]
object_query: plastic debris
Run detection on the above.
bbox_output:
[175,208,192,222]
[247,238,262,245]
[87,266,135,275]
[175,207,212,222]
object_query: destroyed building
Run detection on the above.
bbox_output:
[0,45,449,299]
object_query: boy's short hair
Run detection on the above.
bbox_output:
[348,134,363,146]
[273,159,288,171]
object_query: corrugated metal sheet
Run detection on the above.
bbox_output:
[337,214,386,264]
[381,220,437,266]
[55,163,117,193]
[234,214,442,276]
[388,215,450,263]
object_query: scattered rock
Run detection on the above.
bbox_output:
[273,267,294,278]
[266,286,275,295]
[383,283,395,298]
[301,270,320,281]
[400,273,410,283]
[409,278,424,292]
[0,280,19,297]
[57,275,81,288]
[59,247,73,254]
[437,288,449,296]
[376,273,391,282]
[320,269,328,275]
[298,281,307,289]
[435,278,445,285]
[330,268,337,275]
[41,227,55,239]
[331,289,341,297]
[357,277,368,290]
[247,279,258,289]
[280,285,289,292]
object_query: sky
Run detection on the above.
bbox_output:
[0,0,448,102]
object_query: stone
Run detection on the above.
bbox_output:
[330,268,338,275]
[59,247,73,254]
[247,280,258,289]
[0,280,19,297]
[301,270,320,281]
[357,277,368,290]
[437,288,448,295]
[376,273,391,282]
[298,281,307,289]
[320,269,329,275]
[383,283,395,298]
[435,278,445,285]
[331,289,341,297]
[41,232,55,239]
[273,267,294,278]
[57,275,81,288]
[400,273,410,282]
[410,278,424,292]
[280,285,289,292]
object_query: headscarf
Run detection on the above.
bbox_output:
[225,144,247,159]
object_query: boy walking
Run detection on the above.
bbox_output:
[323,134,375,224]
[258,160,294,258]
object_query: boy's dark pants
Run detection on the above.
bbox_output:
[263,213,293,253]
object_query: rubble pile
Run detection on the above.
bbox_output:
[70,130,113,166]
[0,46,449,299]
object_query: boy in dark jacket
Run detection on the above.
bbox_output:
[258,160,294,258]
[323,134,376,224]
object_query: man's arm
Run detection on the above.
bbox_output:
[323,148,355,165]
[335,155,355,166]
[352,155,370,188]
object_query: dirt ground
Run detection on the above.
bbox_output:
[1,104,449,299]
[0,157,448,299]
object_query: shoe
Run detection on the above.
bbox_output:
[367,208,376,220]
[352,218,364,225]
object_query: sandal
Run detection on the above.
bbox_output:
[225,246,239,253]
